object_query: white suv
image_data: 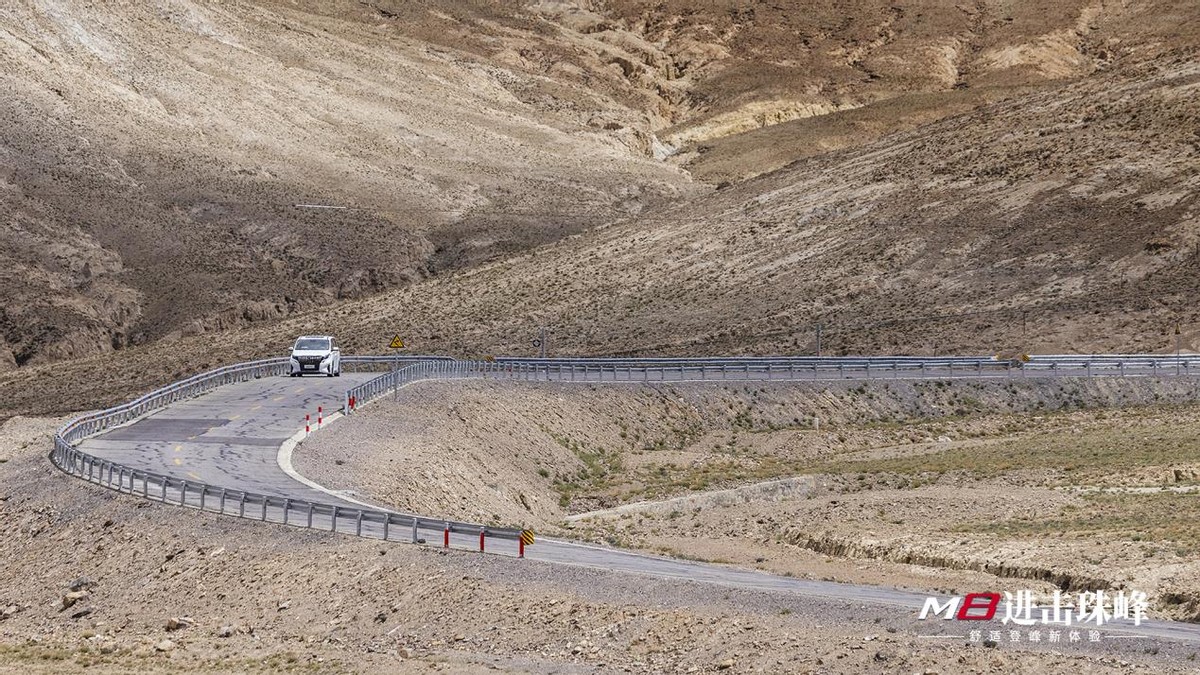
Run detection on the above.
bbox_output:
[289,335,341,377]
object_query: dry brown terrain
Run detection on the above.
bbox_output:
[3,0,1198,382]
[294,376,1200,623]
[5,3,1200,671]
[4,31,1199,419]
[7,416,1195,673]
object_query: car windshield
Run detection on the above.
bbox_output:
[294,338,330,351]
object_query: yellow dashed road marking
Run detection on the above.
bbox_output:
[173,457,183,466]
[187,472,201,480]
[228,414,241,421]
[272,396,285,402]
[173,445,182,453]
[250,405,262,411]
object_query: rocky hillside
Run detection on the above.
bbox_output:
[0,0,695,369]
[2,1,1198,416]
[313,48,1200,360]
[5,0,1195,371]
[3,43,1197,421]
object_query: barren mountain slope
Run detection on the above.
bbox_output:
[5,0,1196,372]
[0,0,694,369]
[3,48,1197,419]
[323,50,1200,359]
[597,0,1200,181]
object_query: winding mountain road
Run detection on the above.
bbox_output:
[76,367,1200,646]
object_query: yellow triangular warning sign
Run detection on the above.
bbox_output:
[388,335,405,349]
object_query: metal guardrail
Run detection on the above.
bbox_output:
[51,353,1200,550]
[49,355,523,548]
[343,355,1200,413]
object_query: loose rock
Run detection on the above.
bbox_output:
[60,591,90,610]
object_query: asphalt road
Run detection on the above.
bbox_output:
[78,370,1200,646]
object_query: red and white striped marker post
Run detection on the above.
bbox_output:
[305,414,310,435]
[518,537,524,558]
[443,522,451,549]
[478,528,486,553]
[318,406,323,429]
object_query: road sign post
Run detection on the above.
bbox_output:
[519,529,535,558]
[388,335,405,401]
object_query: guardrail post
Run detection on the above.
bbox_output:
[382,514,390,541]
[219,488,227,513]
[282,499,291,524]
[161,478,168,501]
[180,481,188,506]
[331,506,339,532]
[411,517,419,543]
[199,485,207,511]
[238,492,246,517]
[356,510,364,536]
[261,496,269,521]
[307,503,314,528]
